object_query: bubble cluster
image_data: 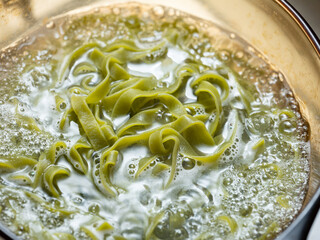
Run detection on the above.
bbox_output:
[219,136,241,166]
[0,107,54,159]
[128,162,137,176]
[156,109,175,124]
[34,205,64,229]
[153,202,195,240]
[0,188,29,237]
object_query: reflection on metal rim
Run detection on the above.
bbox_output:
[275,0,320,239]
[0,221,18,240]
[275,0,320,57]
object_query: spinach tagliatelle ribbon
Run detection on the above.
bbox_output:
[61,38,239,196]
[1,37,241,201]
[0,11,307,240]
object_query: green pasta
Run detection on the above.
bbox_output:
[0,4,310,240]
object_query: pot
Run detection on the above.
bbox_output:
[0,0,319,239]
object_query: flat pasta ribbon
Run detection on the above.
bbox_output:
[43,165,70,198]
[71,95,109,150]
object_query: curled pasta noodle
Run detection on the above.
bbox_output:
[43,165,70,198]
[58,42,100,84]
[25,191,76,215]
[67,137,91,174]
[103,77,158,110]
[191,71,229,101]
[86,55,122,104]
[71,95,109,150]
[152,163,171,175]
[73,61,97,77]
[235,77,255,113]
[80,216,113,240]
[149,130,180,188]
[32,141,66,188]
[117,107,161,136]
[55,95,67,112]
[193,80,222,136]
[135,156,158,178]
[103,39,167,62]
[217,215,238,233]
[8,174,33,185]
[145,211,165,240]
[59,107,75,130]
[99,150,119,197]
[110,89,186,118]
[0,156,37,171]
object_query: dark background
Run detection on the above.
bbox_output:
[287,0,320,37]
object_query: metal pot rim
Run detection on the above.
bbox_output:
[0,1,320,239]
[275,0,320,238]
[276,0,320,56]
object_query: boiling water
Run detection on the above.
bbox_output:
[0,3,309,240]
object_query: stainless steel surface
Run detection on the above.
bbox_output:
[308,208,320,240]
[286,2,320,239]
[0,0,319,239]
